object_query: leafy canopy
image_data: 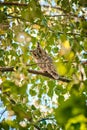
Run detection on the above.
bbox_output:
[0,0,87,130]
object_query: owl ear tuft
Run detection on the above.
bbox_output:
[37,42,40,48]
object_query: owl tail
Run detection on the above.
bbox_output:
[50,71,59,80]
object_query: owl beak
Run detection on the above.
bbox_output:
[30,50,33,53]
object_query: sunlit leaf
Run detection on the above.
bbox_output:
[56,62,67,75]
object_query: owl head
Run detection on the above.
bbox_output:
[30,42,42,59]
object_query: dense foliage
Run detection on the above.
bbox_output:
[0,0,87,129]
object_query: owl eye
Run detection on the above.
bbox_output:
[33,52,37,56]
[34,53,36,56]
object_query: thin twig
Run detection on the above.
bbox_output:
[38,117,54,122]
[26,63,47,66]
[34,117,55,130]
[0,108,7,119]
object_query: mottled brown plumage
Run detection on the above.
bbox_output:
[31,42,59,79]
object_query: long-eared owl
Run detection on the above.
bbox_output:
[31,42,59,79]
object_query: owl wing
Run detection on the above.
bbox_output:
[46,62,59,79]
[44,56,59,80]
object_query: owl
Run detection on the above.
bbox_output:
[31,42,59,80]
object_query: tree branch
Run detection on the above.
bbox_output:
[0,2,85,21]
[46,25,81,36]
[0,66,71,82]
[38,117,54,122]
[0,2,28,6]
[42,5,85,20]
[45,14,84,19]
[0,66,14,72]
[41,4,66,12]
[27,69,71,82]
[45,14,70,17]
[34,124,40,130]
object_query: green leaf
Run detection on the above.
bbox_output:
[21,0,43,22]
[30,89,36,96]
[55,95,86,126]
